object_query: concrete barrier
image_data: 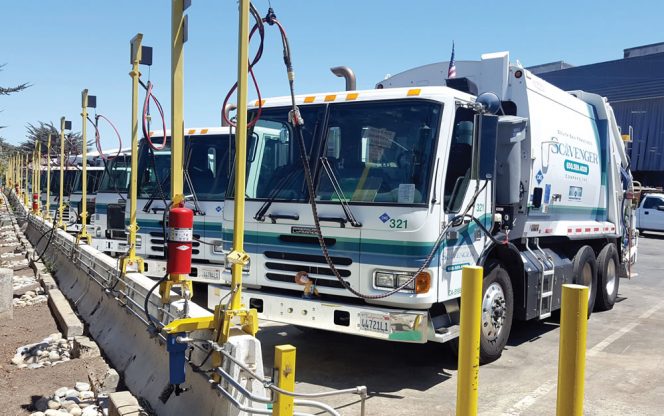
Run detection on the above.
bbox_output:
[16,196,267,416]
[0,267,13,320]
[47,288,84,337]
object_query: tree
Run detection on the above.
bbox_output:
[21,121,85,157]
[0,63,30,96]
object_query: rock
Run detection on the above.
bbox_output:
[69,407,82,416]
[30,412,45,416]
[47,400,61,410]
[72,337,100,359]
[35,396,50,411]
[81,405,98,416]
[55,387,69,397]
[49,333,63,341]
[79,391,95,400]
[64,389,80,399]
[28,363,44,369]
[17,363,28,368]
[49,351,61,361]
[44,409,59,416]
[75,382,90,392]
[11,355,24,365]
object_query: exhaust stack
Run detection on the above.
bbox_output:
[330,66,356,91]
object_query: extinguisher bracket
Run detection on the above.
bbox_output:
[226,250,250,266]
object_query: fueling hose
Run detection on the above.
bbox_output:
[221,3,266,128]
[89,114,123,160]
[141,80,167,151]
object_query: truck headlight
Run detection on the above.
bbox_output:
[396,273,416,290]
[375,272,396,289]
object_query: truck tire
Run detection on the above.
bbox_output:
[479,261,514,364]
[594,243,620,311]
[572,245,597,318]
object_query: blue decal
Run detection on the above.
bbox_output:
[379,213,391,223]
[445,263,470,272]
[544,184,551,204]
[215,206,222,213]
[535,170,544,184]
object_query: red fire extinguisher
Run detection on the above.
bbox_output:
[167,205,194,274]
[32,193,39,213]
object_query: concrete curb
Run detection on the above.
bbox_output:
[108,392,143,416]
[47,288,84,338]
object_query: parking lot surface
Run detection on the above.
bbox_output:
[255,235,664,415]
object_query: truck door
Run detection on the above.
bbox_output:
[640,195,664,231]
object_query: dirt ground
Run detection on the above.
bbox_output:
[0,303,110,416]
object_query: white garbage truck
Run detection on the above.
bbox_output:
[209,51,637,363]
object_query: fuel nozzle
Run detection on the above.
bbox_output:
[264,7,277,25]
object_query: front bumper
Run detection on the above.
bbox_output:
[143,258,225,284]
[208,285,433,343]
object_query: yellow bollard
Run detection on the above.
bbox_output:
[273,344,296,416]
[556,284,589,416]
[456,265,483,416]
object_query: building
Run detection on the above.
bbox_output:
[531,43,664,186]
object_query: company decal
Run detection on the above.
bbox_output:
[379,213,391,223]
[291,226,318,235]
[215,206,222,213]
[550,142,599,165]
[535,170,544,185]
[564,159,590,175]
[544,184,551,204]
[445,263,470,272]
[569,186,583,200]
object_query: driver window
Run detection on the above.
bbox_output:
[444,107,476,213]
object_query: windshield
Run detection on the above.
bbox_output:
[233,100,441,205]
[72,170,104,194]
[136,134,234,201]
[98,156,131,193]
[229,105,326,201]
[51,170,79,196]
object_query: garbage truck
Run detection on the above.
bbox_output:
[208,51,637,363]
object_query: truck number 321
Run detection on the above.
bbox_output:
[389,219,408,229]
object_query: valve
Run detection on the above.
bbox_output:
[167,205,194,274]
[161,333,189,403]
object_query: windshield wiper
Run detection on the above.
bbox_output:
[254,168,300,222]
[319,157,362,227]
[183,145,205,215]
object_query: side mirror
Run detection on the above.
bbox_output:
[472,114,498,180]
[657,205,664,212]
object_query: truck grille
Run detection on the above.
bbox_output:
[107,204,125,230]
[263,250,352,288]
[149,231,201,256]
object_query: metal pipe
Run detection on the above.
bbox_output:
[222,103,237,127]
[330,66,356,91]
[556,284,589,416]
[214,367,272,404]
[293,400,340,416]
[215,383,316,416]
[456,265,483,416]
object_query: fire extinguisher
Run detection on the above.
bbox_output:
[32,193,39,213]
[167,205,194,274]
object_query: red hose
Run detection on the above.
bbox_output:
[93,114,123,160]
[142,81,167,151]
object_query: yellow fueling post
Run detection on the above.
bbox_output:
[23,152,29,206]
[556,284,589,416]
[57,117,69,230]
[274,345,297,416]
[44,133,53,221]
[120,33,146,274]
[456,265,483,416]
[36,141,42,215]
[162,0,258,378]
[159,0,192,303]
[76,90,93,245]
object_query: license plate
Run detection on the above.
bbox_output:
[200,268,221,281]
[358,313,391,335]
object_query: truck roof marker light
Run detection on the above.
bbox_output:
[201,129,209,134]
[304,96,315,103]
[254,99,266,106]
[407,88,421,96]
[324,94,336,102]
[149,131,154,137]
[188,129,196,135]
[346,93,359,100]
[415,272,431,294]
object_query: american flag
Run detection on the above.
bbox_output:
[447,42,456,79]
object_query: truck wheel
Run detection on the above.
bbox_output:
[594,243,620,311]
[479,261,514,364]
[572,246,597,318]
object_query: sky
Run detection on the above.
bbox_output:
[1,0,663,149]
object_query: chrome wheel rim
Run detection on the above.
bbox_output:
[482,282,506,342]
[605,260,617,296]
